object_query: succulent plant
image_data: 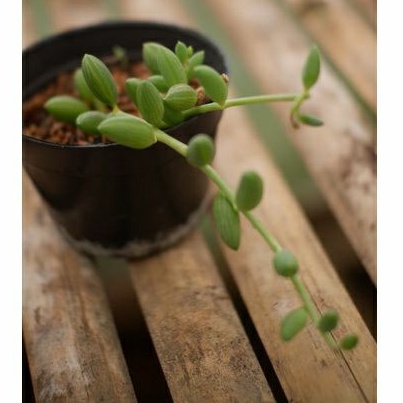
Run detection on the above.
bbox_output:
[44,41,357,351]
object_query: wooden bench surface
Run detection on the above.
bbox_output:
[23,0,376,401]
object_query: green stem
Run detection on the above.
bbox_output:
[183,93,299,120]
[155,128,337,348]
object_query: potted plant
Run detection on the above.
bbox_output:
[23,21,357,350]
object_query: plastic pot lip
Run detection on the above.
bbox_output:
[22,20,228,151]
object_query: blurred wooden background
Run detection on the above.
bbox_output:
[23,0,376,402]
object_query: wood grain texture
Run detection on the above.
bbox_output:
[129,232,275,403]
[214,101,376,402]
[23,174,137,403]
[281,0,376,110]
[205,0,377,284]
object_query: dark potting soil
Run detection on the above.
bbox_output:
[23,61,205,146]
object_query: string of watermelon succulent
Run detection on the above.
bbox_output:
[44,41,358,351]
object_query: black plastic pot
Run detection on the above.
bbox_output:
[23,22,228,257]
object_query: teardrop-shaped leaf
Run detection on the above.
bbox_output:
[76,111,108,134]
[97,116,156,149]
[74,68,94,103]
[156,44,187,86]
[44,96,89,124]
[187,46,194,57]
[186,134,215,167]
[136,80,164,127]
[235,171,264,211]
[186,50,205,79]
[164,84,197,111]
[298,114,324,127]
[273,249,299,277]
[82,54,117,107]
[340,334,359,350]
[281,307,308,341]
[175,41,188,64]
[302,45,321,91]
[147,75,169,92]
[142,42,161,74]
[194,65,228,106]
[318,310,339,333]
[213,192,240,250]
[125,78,142,105]
[162,103,185,127]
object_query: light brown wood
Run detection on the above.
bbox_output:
[282,0,376,110]
[22,0,37,48]
[205,0,377,284]
[129,232,275,403]
[23,174,137,402]
[350,0,377,26]
[46,0,107,33]
[214,101,376,402]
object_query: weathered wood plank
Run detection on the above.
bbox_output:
[281,0,376,111]
[46,0,107,33]
[214,102,376,402]
[23,174,137,402]
[129,232,275,403]
[205,0,377,284]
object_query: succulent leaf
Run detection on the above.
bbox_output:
[147,75,169,92]
[302,45,321,91]
[162,103,185,127]
[340,334,359,350]
[164,84,197,111]
[155,44,187,86]
[273,249,299,277]
[298,114,324,127]
[44,96,89,124]
[125,78,142,105]
[318,310,339,333]
[186,50,205,79]
[74,68,94,103]
[136,80,165,127]
[186,134,215,167]
[81,54,117,107]
[97,116,156,149]
[213,192,241,250]
[194,65,228,106]
[281,308,308,341]
[142,42,161,74]
[235,171,264,211]
[175,41,188,64]
[76,111,108,134]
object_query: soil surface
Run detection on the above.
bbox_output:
[23,60,203,146]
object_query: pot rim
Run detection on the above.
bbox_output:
[22,20,228,150]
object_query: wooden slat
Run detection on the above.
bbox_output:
[281,0,376,111]
[213,104,376,402]
[129,232,275,403]
[205,0,377,284]
[22,174,137,402]
[350,0,377,27]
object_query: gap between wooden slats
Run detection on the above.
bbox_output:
[204,0,377,284]
[128,232,275,403]
[22,174,137,402]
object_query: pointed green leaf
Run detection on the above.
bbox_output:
[125,78,142,105]
[112,45,129,70]
[186,134,215,167]
[281,308,308,341]
[81,54,117,107]
[340,334,359,350]
[273,249,299,277]
[187,45,194,57]
[298,114,324,127]
[235,171,264,211]
[76,111,108,134]
[155,44,187,86]
[142,42,161,74]
[175,41,188,63]
[302,45,321,91]
[44,96,89,124]
[318,310,339,333]
[164,84,197,111]
[213,192,240,250]
[194,65,228,106]
[97,116,156,149]
[147,75,169,92]
[186,50,205,79]
[136,80,164,127]
[74,68,94,103]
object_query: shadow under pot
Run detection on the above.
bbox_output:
[22,21,227,258]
